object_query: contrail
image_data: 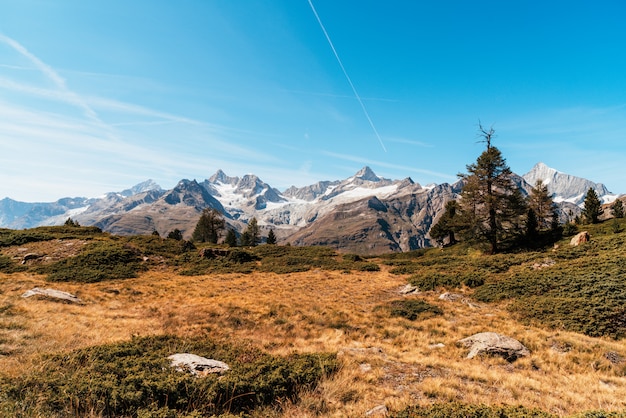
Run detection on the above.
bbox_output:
[307,0,387,152]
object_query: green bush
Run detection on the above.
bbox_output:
[0,335,338,417]
[0,255,27,274]
[0,226,103,247]
[36,241,144,282]
[357,262,380,272]
[386,299,443,321]
[390,402,555,417]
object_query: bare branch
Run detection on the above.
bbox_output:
[476,120,496,150]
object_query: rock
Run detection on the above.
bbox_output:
[21,253,43,264]
[458,332,529,361]
[168,353,230,376]
[532,258,556,270]
[429,343,445,349]
[570,231,590,246]
[398,283,418,295]
[439,292,462,301]
[365,405,388,416]
[604,351,624,365]
[21,287,82,304]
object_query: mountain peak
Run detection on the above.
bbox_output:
[121,179,162,197]
[523,162,611,205]
[208,169,239,185]
[354,166,380,182]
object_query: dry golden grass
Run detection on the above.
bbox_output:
[1,263,626,417]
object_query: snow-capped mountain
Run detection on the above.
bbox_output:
[523,162,614,205]
[0,163,620,253]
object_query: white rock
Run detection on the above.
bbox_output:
[168,353,230,376]
[21,287,82,304]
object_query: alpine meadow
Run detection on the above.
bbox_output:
[1,125,626,417]
[2,2,626,417]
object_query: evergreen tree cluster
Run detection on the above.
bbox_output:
[430,124,565,253]
[189,211,277,247]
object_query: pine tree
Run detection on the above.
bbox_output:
[192,208,225,243]
[611,199,624,219]
[224,228,238,247]
[527,180,557,230]
[167,229,183,241]
[456,124,527,253]
[241,217,260,246]
[582,188,603,224]
[429,200,458,246]
[266,229,277,245]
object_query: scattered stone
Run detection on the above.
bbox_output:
[365,405,388,417]
[359,363,372,373]
[398,283,418,295]
[458,332,530,361]
[439,292,462,301]
[570,231,590,246]
[21,253,43,264]
[21,287,82,304]
[532,258,555,270]
[428,343,445,349]
[605,351,624,365]
[168,353,230,376]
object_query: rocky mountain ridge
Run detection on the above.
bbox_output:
[0,163,618,254]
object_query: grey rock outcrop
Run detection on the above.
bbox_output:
[458,332,529,361]
[168,353,230,376]
[21,287,82,304]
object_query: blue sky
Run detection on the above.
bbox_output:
[1,1,625,201]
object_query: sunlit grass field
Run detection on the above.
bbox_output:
[1,222,626,416]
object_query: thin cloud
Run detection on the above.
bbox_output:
[0,33,101,124]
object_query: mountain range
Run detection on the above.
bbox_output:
[0,163,619,254]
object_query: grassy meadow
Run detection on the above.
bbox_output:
[1,222,626,417]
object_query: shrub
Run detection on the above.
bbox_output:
[390,402,555,417]
[36,242,144,282]
[0,255,27,274]
[0,335,338,417]
[386,299,443,321]
[357,262,380,272]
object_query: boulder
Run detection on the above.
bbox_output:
[570,231,590,246]
[458,332,529,361]
[168,353,230,376]
[439,292,462,301]
[21,287,82,304]
[398,283,418,295]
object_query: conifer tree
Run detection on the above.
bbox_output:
[582,188,603,224]
[456,124,527,253]
[611,199,624,219]
[240,217,260,246]
[429,200,459,246]
[527,180,557,230]
[266,228,277,245]
[167,229,183,241]
[224,228,238,247]
[192,208,225,243]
